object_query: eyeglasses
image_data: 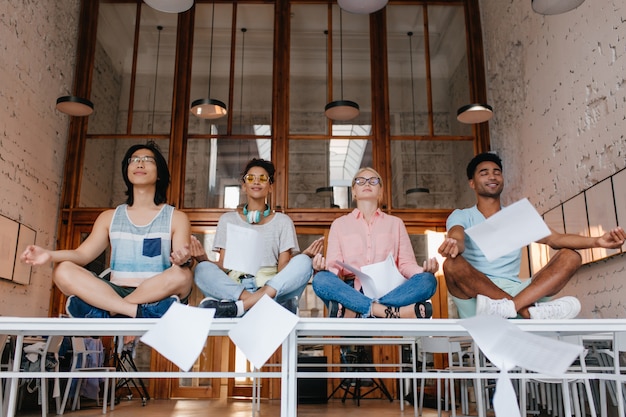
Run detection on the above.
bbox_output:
[353,176,381,186]
[128,156,156,165]
[243,173,270,184]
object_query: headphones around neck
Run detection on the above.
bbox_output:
[243,204,271,224]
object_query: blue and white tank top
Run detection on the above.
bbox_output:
[109,204,174,287]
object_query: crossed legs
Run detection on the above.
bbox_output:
[443,249,582,318]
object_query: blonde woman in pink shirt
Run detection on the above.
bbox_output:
[312,167,438,318]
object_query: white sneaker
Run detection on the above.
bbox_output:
[475,294,517,318]
[528,296,581,319]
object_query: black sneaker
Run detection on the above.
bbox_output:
[328,300,343,318]
[414,301,433,319]
[198,297,239,318]
[278,297,299,314]
[66,295,110,318]
[137,295,179,318]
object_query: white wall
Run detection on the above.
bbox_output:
[0,1,80,316]
[480,0,626,317]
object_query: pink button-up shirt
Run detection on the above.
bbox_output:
[326,208,422,287]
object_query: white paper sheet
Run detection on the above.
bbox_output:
[461,315,583,417]
[228,295,299,370]
[337,253,406,299]
[465,198,551,262]
[223,223,262,275]
[140,303,215,372]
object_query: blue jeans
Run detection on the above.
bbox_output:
[194,254,313,304]
[312,270,437,316]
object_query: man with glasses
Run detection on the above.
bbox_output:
[21,141,194,318]
[191,158,323,317]
[312,167,438,319]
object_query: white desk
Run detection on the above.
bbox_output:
[2,317,626,417]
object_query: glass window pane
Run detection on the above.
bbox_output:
[79,138,170,208]
[131,6,177,135]
[184,138,270,209]
[189,3,232,134]
[428,5,471,136]
[288,139,372,209]
[387,4,428,136]
[232,4,274,135]
[289,3,328,135]
[390,140,474,209]
[89,2,137,135]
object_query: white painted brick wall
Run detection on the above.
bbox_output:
[480,0,626,317]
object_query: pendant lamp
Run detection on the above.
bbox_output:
[404,32,429,196]
[190,3,227,119]
[325,9,360,121]
[144,0,194,13]
[456,103,493,124]
[338,0,388,14]
[531,0,585,15]
[56,96,94,117]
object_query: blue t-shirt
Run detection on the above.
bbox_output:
[446,205,521,282]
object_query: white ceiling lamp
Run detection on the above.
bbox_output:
[531,0,585,15]
[338,0,388,14]
[325,9,360,121]
[456,103,493,124]
[144,0,194,14]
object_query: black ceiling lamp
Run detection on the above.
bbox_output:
[55,95,94,117]
[190,3,227,120]
[531,0,585,15]
[405,32,429,196]
[456,103,493,124]
[144,0,194,14]
[325,8,359,121]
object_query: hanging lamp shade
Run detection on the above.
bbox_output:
[338,0,388,14]
[456,103,493,124]
[325,100,360,121]
[191,98,227,119]
[531,0,585,15]
[406,187,430,195]
[325,9,359,121]
[144,0,194,13]
[56,96,94,117]
[190,2,227,120]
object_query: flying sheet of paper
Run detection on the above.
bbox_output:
[461,315,583,417]
[223,223,262,275]
[140,303,215,372]
[228,295,299,370]
[337,254,406,299]
[465,198,551,262]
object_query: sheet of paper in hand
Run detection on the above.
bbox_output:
[337,253,406,299]
[223,223,262,275]
[465,198,550,262]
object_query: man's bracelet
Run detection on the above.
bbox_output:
[180,258,194,268]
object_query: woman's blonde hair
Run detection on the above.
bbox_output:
[352,167,384,205]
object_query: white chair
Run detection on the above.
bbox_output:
[519,334,597,417]
[59,336,115,414]
[18,335,64,417]
[418,336,480,417]
[0,334,12,417]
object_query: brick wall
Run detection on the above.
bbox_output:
[479,0,626,317]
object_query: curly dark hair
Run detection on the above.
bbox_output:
[466,152,502,180]
[122,141,170,205]
[241,158,275,184]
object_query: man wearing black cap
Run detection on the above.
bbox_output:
[437,152,626,319]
